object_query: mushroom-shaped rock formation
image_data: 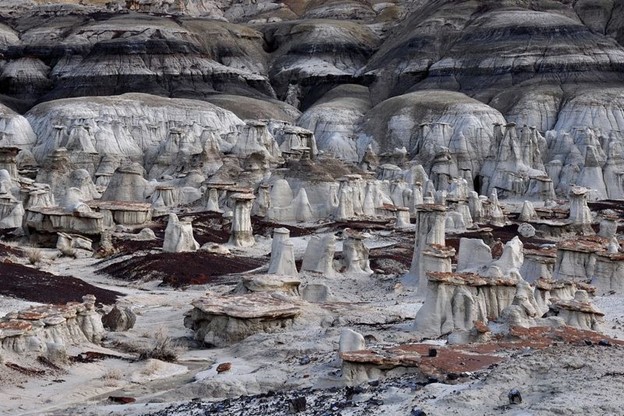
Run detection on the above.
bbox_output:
[184,292,301,347]
[568,186,594,234]
[414,272,520,338]
[342,230,372,275]
[101,163,148,202]
[237,275,301,297]
[229,192,256,247]
[549,290,604,331]
[0,295,105,357]
[405,204,447,292]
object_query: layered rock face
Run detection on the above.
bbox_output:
[0,295,104,357]
[0,1,623,203]
[25,94,244,175]
[3,15,273,108]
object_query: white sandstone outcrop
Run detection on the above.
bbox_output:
[268,228,298,276]
[0,295,104,357]
[456,238,492,273]
[342,230,372,274]
[405,204,447,293]
[301,234,337,276]
[550,290,604,331]
[298,85,371,162]
[414,272,519,338]
[26,94,244,177]
[163,213,200,253]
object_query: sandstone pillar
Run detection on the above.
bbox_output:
[229,193,255,247]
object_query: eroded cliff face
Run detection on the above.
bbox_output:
[0,0,623,200]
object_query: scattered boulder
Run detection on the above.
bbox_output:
[102,304,137,332]
[339,329,366,353]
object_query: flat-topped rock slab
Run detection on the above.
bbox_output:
[190,292,300,319]
[185,292,301,347]
[239,274,301,295]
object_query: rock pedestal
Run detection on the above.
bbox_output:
[395,207,411,228]
[568,186,593,234]
[598,218,617,239]
[552,239,598,281]
[268,233,298,276]
[343,232,372,274]
[592,249,624,294]
[488,190,506,227]
[0,295,105,357]
[252,184,270,217]
[0,190,23,229]
[334,178,355,221]
[550,290,604,331]
[520,248,556,282]
[414,272,519,338]
[163,213,199,253]
[101,162,148,202]
[184,293,300,347]
[229,193,255,247]
[468,191,484,223]
[26,188,55,209]
[151,185,176,216]
[301,234,336,276]
[406,204,447,291]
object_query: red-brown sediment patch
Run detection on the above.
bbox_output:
[0,261,121,305]
[112,212,231,256]
[98,252,265,287]
[252,217,316,238]
[341,325,624,380]
[588,200,624,219]
[369,242,413,272]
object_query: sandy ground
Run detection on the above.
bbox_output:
[1,227,624,416]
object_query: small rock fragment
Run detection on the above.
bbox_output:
[339,328,366,353]
[109,396,136,404]
[367,398,383,406]
[508,388,522,404]
[518,223,536,238]
[290,396,306,412]
[216,362,232,373]
[411,408,427,416]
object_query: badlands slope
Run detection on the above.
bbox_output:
[0,1,624,415]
